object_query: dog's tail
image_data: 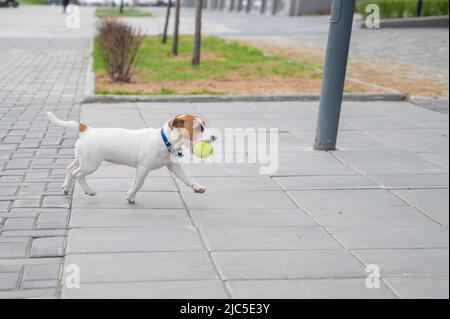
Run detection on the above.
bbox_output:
[46,112,88,133]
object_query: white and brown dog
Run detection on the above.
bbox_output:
[47,112,217,203]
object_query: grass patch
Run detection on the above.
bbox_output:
[358,0,449,19]
[95,7,153,17]
[20,0,47,4]
[94,35,325,95]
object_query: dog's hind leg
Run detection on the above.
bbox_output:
[126,166,150,203]
[72,161,101,197]
[62,159,79,195]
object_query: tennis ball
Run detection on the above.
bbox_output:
[193,140,214,159]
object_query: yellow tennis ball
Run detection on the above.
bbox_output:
[193,140,214,159]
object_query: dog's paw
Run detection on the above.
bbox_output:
[193,186,206,194]
[127,198,136,204]
[85,191,97,197]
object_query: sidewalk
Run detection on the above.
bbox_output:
[62,100,449,299]
[0,5,95,298]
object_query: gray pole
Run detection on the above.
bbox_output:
[260,0,267,14]
[314,0,355,151]
[246,0,252,13]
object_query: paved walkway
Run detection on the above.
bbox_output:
[0,5,448,299]
[62,100,448,299]
[0,5,94,298]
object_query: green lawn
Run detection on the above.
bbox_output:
[20,0,47,4]
[95,7,153,17]
[94,36,325,95]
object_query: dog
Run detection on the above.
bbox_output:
[46,112,217,203]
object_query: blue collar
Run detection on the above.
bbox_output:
[161,128,184,158]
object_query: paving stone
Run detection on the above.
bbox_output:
[201,227,340,251]
[23,263,62,281]
[328,225,449,249]
[69,209,189,228]
[192,208,316,228]
[72,191,184,209]
[64,252,218,283]
[41,196,71,209]
[36,213,69,229]
[0,200,11,213]
[67,227,202,254]
[4,218,36,231]
[73,177,178,194]
[178,176,281,191]
[0,242,29,258]
[372,174,449,189]
[213,250,366,280]
[0,273,20,290]
[0,289,57,299]
[385,276,449,299]
[30,237,66,257]
[12,197,42,208]
[393,189,449,225]
[1,229,66,237]
[289,189,408,213]
[274,175,380,190]
[182,190,297,209]
[353,249,449,276]
[294,206,437,228]
[63,280,228,299]
[21,280,59,290]
[227,279,396,299]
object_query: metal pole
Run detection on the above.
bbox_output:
[416,0,423,17]
[314,0,355,151]
[271,0,279,15]
[246,0,252,13]
[260,0,267,15]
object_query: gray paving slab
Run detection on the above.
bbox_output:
[63,280,229,299]
[73,177,178,194]
[371,174,449,189]
[177,176,281,191]
[63,252,219,284]
[72,191,184,209]
[69,209,190,228]
[289,189,408,213]
[201,227,340,251]
[191,209,316,228]
[0,273,20,290]
[333,150,447,175]
[353,249,449,276]
[275,175,380,190]
[393,189,449,225]
[328,225,449,249]
[181,190,297,209]
[227,279,396,299]
[212,250,366,280]
[384,276,449,299]
[290,206,438,228]
[67,227,203,254]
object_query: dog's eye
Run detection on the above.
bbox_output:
[200,125,205,132]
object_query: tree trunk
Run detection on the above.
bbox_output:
[172,0,182,56]
[162,0,172,44]
[192,0,203,66]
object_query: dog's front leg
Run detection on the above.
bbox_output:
[127,166,150,203]
[167,162,206,193]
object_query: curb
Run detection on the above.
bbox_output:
[82,92,406,104]
[359,15,449,29]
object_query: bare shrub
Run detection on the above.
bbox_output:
[96,17,144,83]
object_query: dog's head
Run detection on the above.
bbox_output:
[168,114,217,148]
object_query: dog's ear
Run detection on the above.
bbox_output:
[169,118,185,130]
